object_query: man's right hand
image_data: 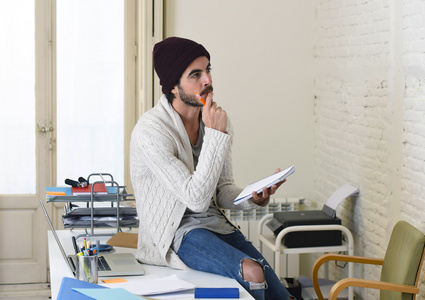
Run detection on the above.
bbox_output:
[201,92,228,133]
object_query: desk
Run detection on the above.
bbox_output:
[48,229,254,299]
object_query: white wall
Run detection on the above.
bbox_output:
[314,1,425,299]
[165,1,425,299]
[164,0,316,201]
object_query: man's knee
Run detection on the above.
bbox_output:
[241,258,264,283]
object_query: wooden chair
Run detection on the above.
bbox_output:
[311,221,425,300]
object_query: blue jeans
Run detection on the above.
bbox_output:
[177,228,293,300]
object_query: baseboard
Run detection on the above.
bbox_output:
[0,283,51,299]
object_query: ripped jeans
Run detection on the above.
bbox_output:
[177,228,293,300]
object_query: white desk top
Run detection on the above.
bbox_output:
[48,229,254,299]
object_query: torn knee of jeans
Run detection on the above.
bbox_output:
[249,280,267,290]
[239,258,268,290]
[255,258,273,274]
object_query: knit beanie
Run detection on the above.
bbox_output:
[153,37,210,94]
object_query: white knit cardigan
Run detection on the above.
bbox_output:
[130,95,258,269]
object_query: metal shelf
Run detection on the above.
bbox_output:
[42,173,136,240]
[257,213,354,300]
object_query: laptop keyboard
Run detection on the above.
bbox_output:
[98,256,111,271]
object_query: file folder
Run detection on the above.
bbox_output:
[57,277,107,300]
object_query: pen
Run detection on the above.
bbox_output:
[72,236,79,255]
[195,93,206,106]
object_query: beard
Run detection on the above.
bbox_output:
[177,84,213,107]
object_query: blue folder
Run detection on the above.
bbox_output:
[194,287,239,298]
[57,277,107,300]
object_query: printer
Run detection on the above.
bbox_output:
[266,184,359,248]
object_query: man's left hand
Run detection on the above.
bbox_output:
[251,169,286,207]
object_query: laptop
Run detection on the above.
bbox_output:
[41,199,145,277]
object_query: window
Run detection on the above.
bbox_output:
[56,0,124,185]
[0,1,36,194]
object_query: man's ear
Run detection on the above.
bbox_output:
[170,85,178,96]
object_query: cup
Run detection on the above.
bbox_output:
[76,255,98,284]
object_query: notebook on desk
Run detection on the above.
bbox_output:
[41,199,145,277]
[57,277,107,300]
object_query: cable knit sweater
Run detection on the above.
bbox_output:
[130,95,258,269]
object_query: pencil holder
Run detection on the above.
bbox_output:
[76,255,98,284]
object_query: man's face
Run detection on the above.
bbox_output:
[172,56,213,106]
[177,84,202,107]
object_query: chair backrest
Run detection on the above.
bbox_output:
[380,221,425,300]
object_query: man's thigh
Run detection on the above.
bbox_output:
[177,228,250,278]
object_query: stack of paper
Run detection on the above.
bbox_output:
[100,274,196,296]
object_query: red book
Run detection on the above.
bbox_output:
[72,183,108,195]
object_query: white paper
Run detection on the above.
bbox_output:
[325,183,359,211]
[234,165,295,205]
[100,274,196,296]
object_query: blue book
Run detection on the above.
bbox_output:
[194,287,239,298]
[57,277,107,300]
[106,186,118,194]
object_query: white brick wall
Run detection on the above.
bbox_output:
[315,0,425,299]
[402,0,425,297]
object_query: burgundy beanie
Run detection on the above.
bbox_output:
[153,37,210,94]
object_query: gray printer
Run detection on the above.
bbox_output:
[266,184,359,248]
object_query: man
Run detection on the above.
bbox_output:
[130,37,294,300]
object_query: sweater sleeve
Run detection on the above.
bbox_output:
[132,119,232,213]
[214,128,259,211]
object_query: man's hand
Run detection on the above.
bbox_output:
[201,92,227,133]
[251,169,286,207]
